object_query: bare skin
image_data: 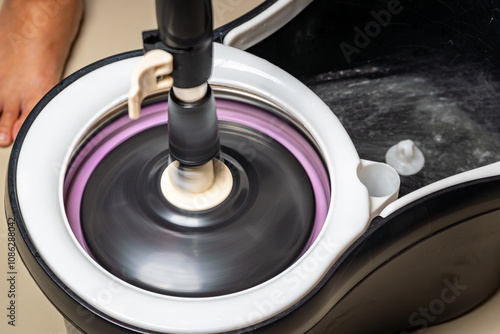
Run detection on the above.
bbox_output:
[0,0,83,146]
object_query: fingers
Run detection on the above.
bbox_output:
[0,99,21,147]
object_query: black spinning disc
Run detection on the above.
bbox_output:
[81,121,315,297]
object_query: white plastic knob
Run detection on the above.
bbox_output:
[385,139,425,176]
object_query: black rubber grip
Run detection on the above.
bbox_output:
[167,86,220,165]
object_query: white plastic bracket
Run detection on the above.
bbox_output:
[128,49,174,119]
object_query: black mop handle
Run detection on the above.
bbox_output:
[156,0,213,88]
[155,0,220,166]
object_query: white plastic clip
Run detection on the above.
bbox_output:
[128,49,174,119]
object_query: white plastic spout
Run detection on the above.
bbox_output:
[357,160,400,218]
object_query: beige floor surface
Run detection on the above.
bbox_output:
[1,0,500,333]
